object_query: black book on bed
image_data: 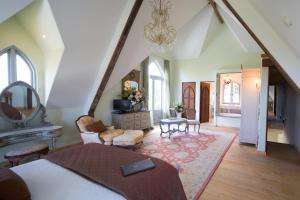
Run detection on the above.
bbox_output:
[121,158,156,176]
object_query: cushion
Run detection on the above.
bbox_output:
[99,129,124,145]
[86,120,106,134]
[80,132,102,144]
[5,143,48,157]
[113,130,144,146]
[0,168,31,200]
[76,116,95,132]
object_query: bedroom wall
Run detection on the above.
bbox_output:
[172,26,261,127]
[284,85,300,152]
[0,17,45,103]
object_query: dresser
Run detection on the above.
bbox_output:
[112,111,151,130]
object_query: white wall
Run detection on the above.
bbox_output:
[284,85,300,152]
[0,17,45,103]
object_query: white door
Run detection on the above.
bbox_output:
[240,69,260,144]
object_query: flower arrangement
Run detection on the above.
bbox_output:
[174,103,185,113]
[126,88,145,106]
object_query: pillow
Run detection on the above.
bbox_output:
[0,168,31,200]
[86,120,106,133]
[80,132,102,144]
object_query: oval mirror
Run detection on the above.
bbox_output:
[124,80,139,91]
[0,81,40,123]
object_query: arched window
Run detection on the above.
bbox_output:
[0,46,36,92]
[223,81,240,104]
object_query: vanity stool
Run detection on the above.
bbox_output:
[4,143,49,167]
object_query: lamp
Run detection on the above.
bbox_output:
[223,76,232,85]
[144,0,176,50]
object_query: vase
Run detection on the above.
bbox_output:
[176,112,182,118]
[132,102,143,112]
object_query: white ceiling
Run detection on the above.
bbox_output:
[46,0,131,108]
[250,0,300,58]
[15,0,64,52]
[0,0,33,23]
[172,5,215,59]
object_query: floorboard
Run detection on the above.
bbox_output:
[200,125,300,200]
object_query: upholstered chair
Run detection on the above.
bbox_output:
[185,110,200,133]
[75,115,144,147]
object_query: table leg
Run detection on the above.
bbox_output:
[51,137,56,150]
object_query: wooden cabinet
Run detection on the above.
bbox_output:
[112,111,151,130]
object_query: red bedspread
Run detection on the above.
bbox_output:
[45,143,187,200]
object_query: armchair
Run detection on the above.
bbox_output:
[75,115,143,148]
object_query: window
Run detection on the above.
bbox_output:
[223,82,240,104]
[0,46,35,92]
[148,61,164,123]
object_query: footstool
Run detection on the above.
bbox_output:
[4,143,49,167]
[113,130,144,149]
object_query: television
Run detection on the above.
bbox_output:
[113,99,131,112]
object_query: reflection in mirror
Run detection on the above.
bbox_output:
[0,82,39,122]
[124,80,139,91]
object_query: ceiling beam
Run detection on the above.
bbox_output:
[209,0,224,24]
[88,0,143,116]
[222,0,300,94]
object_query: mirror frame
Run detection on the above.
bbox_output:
[0,81,41,124]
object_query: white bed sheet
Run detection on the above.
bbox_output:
[11,159,126,200]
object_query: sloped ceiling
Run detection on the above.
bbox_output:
[0,0,33,23]
[221,0,300,90]
[219,6,261,53]
[97,0,212,99]
[172,5,215,60]
[250,0,300,58]
[46,0,131,108]
[16,0,64,52]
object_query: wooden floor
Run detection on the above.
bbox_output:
[200,126,300,200]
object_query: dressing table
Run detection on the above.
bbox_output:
[0,81,63,150]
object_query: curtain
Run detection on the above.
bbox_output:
[141,57,149,110]
[163,60,171,118]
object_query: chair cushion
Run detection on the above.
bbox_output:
[187,120,200,125]
[80,132,102,144]
[86,120,106,134]
[0,168,31,200]
[5,143,49,157]
[113,130,144,146]
[100,129,124,143]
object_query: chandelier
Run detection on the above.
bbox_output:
[224,76,232,85]
[144,0,176,50]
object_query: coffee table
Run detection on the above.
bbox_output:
[159,118,188,138]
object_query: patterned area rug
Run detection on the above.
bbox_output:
[136,128,236,200]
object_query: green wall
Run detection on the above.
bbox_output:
[0,17,45,103]
[171,26,261,126]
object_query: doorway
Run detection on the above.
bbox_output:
[200,81,214,124]
[267,85,288,144]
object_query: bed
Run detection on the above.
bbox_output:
[12,159,125,200]
[8,143,187,200]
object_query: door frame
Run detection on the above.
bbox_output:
[199,81,214,123]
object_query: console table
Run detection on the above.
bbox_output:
[0,125,63,150]
[112,111,151,130]
[159,118,188,138]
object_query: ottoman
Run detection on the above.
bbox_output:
[113,130,144,148]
